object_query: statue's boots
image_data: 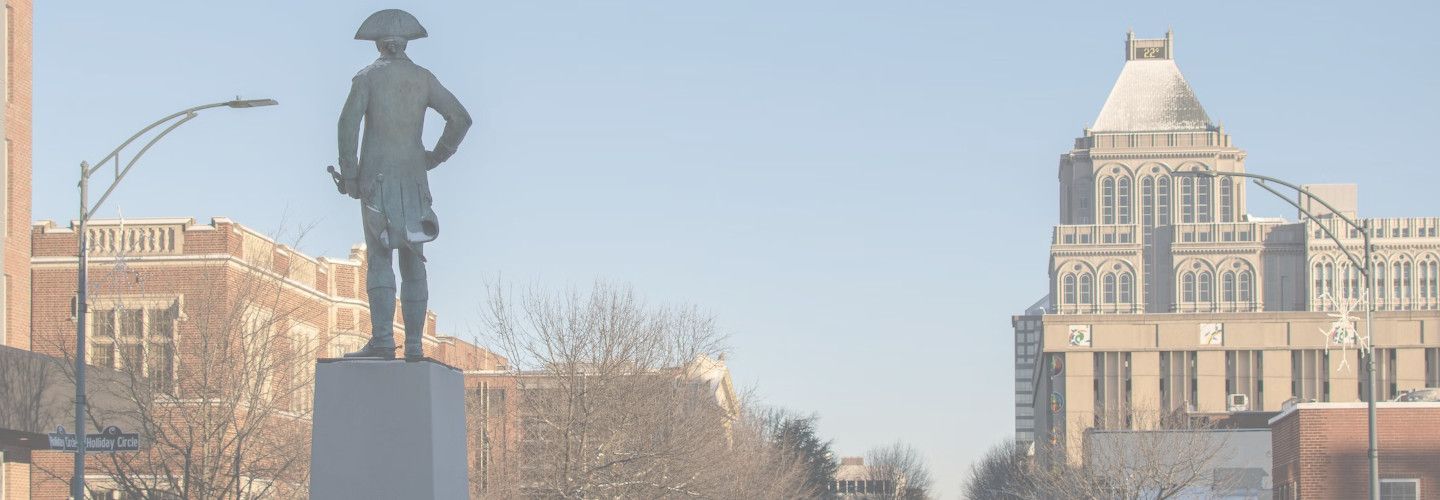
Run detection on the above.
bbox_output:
[402,299,426,360]
[344,287,398,359]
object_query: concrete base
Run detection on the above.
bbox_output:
[310,358,468,500]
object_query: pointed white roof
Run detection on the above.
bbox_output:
[1092,59,1212,133]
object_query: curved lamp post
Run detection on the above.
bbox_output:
[1196,169,1379,500]
[72,98,277,499]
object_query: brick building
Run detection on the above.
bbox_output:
[1270,402,1440,500]
[1,0,32,351]
[0,1,34,498]
[22,216,507,498]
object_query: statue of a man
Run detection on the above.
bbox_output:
[335,9,471,359]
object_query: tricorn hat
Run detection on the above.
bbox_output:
[354,9,428,41]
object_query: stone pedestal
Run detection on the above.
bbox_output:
[310,358,468,500]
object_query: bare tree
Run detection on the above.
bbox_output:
[961,438,1033,500]
[965,410,1258,500]
[865,441,933,499]
[476,281,812,499]
[38,224,321,499]
[0,345,63,433]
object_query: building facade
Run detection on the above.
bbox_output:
[24,216,506,498]
[1012,298,1045,448]
[1020,31,1440,460]
[0,2,33,498]
[1,0,32,352]
[1270,402,1440,499]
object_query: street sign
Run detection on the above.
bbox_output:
[47,425,140,453]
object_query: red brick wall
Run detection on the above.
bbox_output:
[6,0,32,350]
[1271,405,1440,499]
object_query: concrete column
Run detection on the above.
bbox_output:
[1329,350,1360,402]
[1262,350,1293,411]
[1195,351,1226,412]
[1130,351,1161,425]
[1064,351,1094,463]
[1395,348,1426,392]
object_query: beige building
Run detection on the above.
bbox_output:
[1022,31,1440,460]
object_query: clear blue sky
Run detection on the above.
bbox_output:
[33,1,1440,496]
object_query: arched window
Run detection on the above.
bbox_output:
[1157,176,1171,225]
[1101,178,1115,225]
[1222,271,1237,303]
[1079,273,1094,305]
[1198,271,1213,304]
[1393,262,1404,299]
[1182,272,1196,303]
[1314,263,1327,298]
[1103,273,1117,304]
[1402,261,1413,299]
[1141,177,1155,228]
[1196,177,1212,223]
[1119,273,1134,305]
[1377,263,1388,301]
[1117,178,1132,225]
[1239,270,1253,304]
[1063,274,1077,305]
[1219,179,1233,223]
[1350,265,1361,299]
[1422,262,1434,301]
[1340,265,1353,300]
[1179,177,1194,223]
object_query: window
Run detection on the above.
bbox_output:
[1182,272,1196,303]
[1094,352,1132,429]
[1119,273,1133,305]
[1348,264,1361,300]
[1104,273,1117,304]
[1423,260,1439,302]
[1402,261,1413,300]
[1393,262,1404,300]
[1196,177,1212,223]
[1315,262,1334,298]
[1219,179,1234,222]
[89,302,179,394]
[1159,351,1198,412]
[1157,176,1171,225]
[1198,271,1213,304]
[1226,350,1264,411]
[1141,177,1154,228]
[1102,178,1115,225]
[1079,273,1094,305]
[1362,349,1399,402]
[1427,348,1440,388]
[1063,274,1077,305]
[1378,263,1388,302]
[1222,272,1237,303]
[1117,177,1132,225]
[1380,479,1419,500]
[1180,177,1194,223]
[1238,271,1253,305]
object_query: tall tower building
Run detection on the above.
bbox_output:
[1017,31,1440,460]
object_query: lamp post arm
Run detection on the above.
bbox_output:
[82,102,233,180]
[1249,179,1367,272]
[85,112,199,219]
[1200,170,1366,235]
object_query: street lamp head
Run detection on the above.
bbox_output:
[226,98,279,108]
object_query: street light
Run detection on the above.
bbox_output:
[71,98,276,499]
[1195,169,1380,500]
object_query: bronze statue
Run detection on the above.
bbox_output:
[333,9,471,359]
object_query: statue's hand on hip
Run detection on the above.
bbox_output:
[344,178,360,199]
[425,150,444,171]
